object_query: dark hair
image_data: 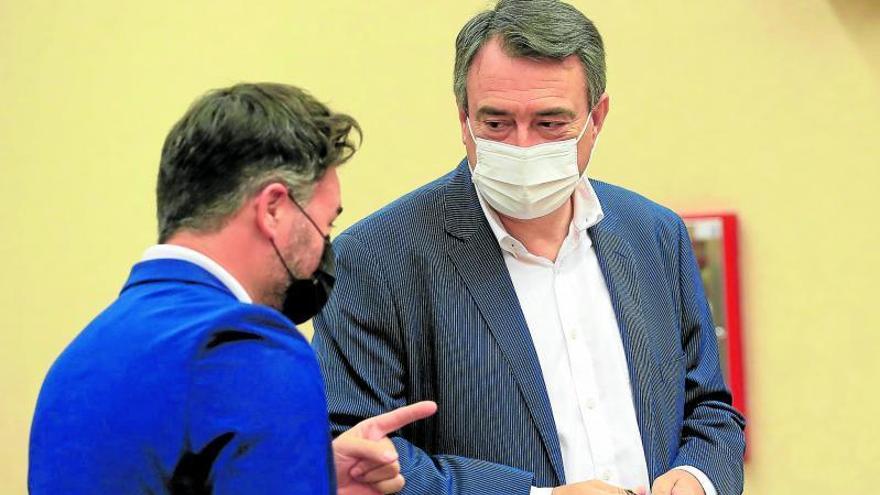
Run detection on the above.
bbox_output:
[156,82,361,242]
[453,0,606,111]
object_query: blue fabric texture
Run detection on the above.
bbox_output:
[30,258,335,494]
[313,160,746,495]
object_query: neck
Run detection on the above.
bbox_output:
[497,198,573,262]
[164,227,279,307]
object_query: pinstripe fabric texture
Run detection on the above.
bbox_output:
[313,159,745,494]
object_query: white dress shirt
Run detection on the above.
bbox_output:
[142,244,253,304]
[475,178,716,495]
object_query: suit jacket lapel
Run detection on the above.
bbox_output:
[443,160,566,484]
[588,200,662,482]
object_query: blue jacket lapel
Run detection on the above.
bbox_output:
[588,188,662,481]
[443,160,566,484]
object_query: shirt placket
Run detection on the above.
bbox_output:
[557,233,620,484]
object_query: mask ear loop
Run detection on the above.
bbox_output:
[465,117,482,170]
[578,111,600,179]
[466,116,479,143]
[272,189,326,286]
[576,111,593,143]
[271,238,298,281]
[287,192,329,240]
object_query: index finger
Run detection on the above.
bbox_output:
[363,401,437,440]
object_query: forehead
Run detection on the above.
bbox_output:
[466,37,588,113]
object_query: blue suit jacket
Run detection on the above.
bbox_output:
[30,258,334,494]
[313,160,745,495]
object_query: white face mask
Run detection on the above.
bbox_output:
[468,113,595,220]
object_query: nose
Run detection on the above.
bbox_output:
[509,124,542,147]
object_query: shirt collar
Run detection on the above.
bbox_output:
[141,244,253,303]
[475,176,605,256]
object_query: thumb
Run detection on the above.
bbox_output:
[334,436,398,465]
[651,474,675,495]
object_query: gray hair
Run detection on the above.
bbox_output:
[453,0,606,112]
[156,83,360,242]
[174,167,318,238]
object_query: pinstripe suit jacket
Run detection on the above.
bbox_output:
[313,160,745,495]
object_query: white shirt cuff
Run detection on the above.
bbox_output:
[530,487,554,495]
[673,466,716,495]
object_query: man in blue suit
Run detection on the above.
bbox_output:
[313,2,745,495]
[30,83,435,494]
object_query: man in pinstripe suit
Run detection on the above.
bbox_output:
[313,1,745,494]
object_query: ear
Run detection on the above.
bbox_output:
[254,182,291,241]
[458,106,470,145]
[590,92,610,138]
[458,106,478,169]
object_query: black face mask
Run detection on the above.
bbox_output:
[271,193,337,325]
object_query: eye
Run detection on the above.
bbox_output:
[538,121,567,129]
[485,120,505,129]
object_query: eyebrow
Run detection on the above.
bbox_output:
[475,106,512,119]
[534,107,577,119]
[474,106,577,119]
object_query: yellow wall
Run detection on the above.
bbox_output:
[2,1,878,493]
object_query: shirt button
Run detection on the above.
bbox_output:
[600,469,611,481]
[568,329,578,341]
[585,398,597,410]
